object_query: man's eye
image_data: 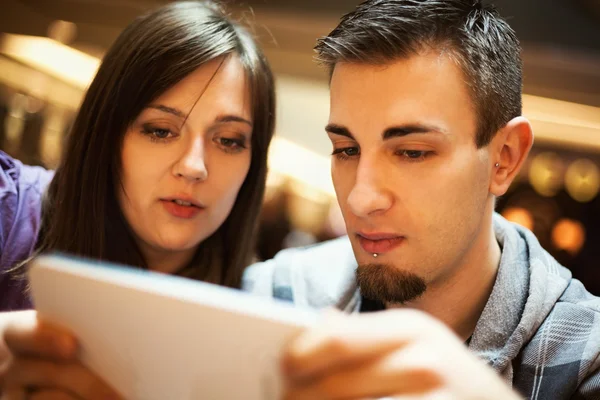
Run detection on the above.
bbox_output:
[332,147,360,159]
[397,150,432,162]
[403,150,425,158]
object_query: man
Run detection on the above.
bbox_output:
[245,0,600,399]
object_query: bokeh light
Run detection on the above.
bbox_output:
[529,152,564,197]
[502,207,534,231]
[565,159,600,203]
[552,219,586,256]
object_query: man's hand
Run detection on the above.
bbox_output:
[0,310,121,400]
[282,309,521,400]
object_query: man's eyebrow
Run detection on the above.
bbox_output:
[383,124,448,140]
[326,123,448,140]
[325,123,355,140]
[147,104,186,119]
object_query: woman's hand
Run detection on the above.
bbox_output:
[0,310,121,400]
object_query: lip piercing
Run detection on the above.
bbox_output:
[373,253,378,258]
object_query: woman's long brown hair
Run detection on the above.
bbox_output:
[21,1,275,288]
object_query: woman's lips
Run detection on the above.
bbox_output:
[161,200,203,219]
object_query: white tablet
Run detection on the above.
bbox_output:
[28,254,317,400]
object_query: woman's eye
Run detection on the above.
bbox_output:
[216,136,247,152]
[141,124,174,141]
[220,138,239,148]
[152,129,171,139]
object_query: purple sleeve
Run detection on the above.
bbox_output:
[0,151,54,310]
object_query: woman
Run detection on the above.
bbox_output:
[0,1,275,397]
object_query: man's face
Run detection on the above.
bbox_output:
[328,52,495,303]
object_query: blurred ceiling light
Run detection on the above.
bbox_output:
[0,33,100,89]
[552,219,586,256]
[268,137,335,198]
[529,152,564,197]
[502,207,534,231]
[523,95,600,152]
[565,159,600,203]
[47,20,77,45]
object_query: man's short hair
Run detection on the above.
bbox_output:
[315,0,522,147]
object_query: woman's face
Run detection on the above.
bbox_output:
[118,56,253,272]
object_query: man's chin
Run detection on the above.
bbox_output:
[356,263,427,304]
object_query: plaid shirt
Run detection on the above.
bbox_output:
[244,215,600,399]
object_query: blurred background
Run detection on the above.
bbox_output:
[1,0,599,293]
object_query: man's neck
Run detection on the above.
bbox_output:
[386,215,501,342]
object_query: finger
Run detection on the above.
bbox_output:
[283,309,434,381]
[3,314,77,361]
[3,358,121,400]
[285,344,443,400]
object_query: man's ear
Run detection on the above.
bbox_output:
[489,116,534,196]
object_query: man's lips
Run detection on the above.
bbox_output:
[356,232,405,254]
